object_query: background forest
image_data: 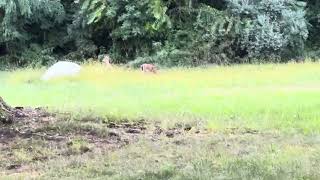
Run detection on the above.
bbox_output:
[0,0,319,68]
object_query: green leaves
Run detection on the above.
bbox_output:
[0,0,66,43]
[0,0,315,67]
[81,0,107,24]
[75,0,172,61]
[227,0,308,59]
[149,0,171,31]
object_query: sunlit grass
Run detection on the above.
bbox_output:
[1,62,320,132]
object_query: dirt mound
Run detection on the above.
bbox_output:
[1,96,50,124]
[0,98,203,174]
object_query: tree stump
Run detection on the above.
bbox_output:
[0,97,13,123]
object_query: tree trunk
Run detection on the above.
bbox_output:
[0,97,13,123]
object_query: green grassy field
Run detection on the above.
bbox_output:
[1,62,320,132]
[2,62,320,179]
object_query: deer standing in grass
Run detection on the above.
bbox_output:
[103,55,112,68]
[141,64,157,74]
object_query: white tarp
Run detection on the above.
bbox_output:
[41,61,81,81]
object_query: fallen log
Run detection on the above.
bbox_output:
[0,97,13,123]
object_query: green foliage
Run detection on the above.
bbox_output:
[191,5,238,64]
[304,0,320,59]
[0,0,317,67]
[142,4,239,66]
[19,44,57,67]
[0,0,65,66]
[75,0,171,62]
[228,0,308,60]
[0,0,65,43]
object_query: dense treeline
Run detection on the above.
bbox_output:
[0,0,319,67]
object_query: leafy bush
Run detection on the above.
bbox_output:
[75,0,171,63]
[0,0,65,50]
[228,0,308,60]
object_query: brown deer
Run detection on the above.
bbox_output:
[141,64,157,73]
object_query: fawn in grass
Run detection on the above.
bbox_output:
[102,55,112,68]
[140,64,157,73]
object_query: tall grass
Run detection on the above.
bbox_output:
[1,62,320,132]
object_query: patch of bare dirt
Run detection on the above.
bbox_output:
[1,107,197,174]
[0,107,52,141]
[1,107,199,150]
[1,106,316,176]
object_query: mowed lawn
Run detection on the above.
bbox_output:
[1,62,320,132]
